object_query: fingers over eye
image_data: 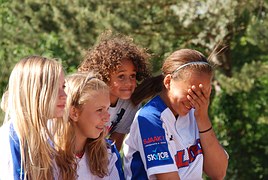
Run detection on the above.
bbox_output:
[188,85,202,99]
[188,88,197,100]
[187,95,195,108]
[199,84,211,98]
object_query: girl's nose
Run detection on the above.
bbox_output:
[60,89,67,99]
[124,77,135,86]
[102,111,110,122]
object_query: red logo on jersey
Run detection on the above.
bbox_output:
[174,139,203,168]
[143,136,165,145]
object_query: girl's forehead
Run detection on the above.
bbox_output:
[183,72,212,87]
[115,59,136,73]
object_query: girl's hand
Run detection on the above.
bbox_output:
[187,84,211,121]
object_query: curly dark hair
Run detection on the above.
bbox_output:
[78,31,151,83]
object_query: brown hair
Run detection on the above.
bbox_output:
[131,49,213,105]
[78,31,151,83]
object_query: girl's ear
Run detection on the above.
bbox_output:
[69,106,79,122]
[163,74,172,90]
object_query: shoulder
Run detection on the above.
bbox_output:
[106,139,119,154]
[109,99,138,116]
[0,122,15,179]
[0,122,13,144]
[0,121,10,132]
[116,99,138,110]
[136,96,167,126]
[105,139,124,178]
[139,96,167,115]
[0,122,11,150]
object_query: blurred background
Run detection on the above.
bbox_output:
[0,0,267,179]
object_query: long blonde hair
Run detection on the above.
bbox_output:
[56,72,109,179]
[5,56,64,179]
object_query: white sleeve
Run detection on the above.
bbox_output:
[0,123,14,179]
[113,101,140,134]
[106,142,124,180]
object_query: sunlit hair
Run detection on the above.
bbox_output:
[131,49,214,105]
[56,72,110,179]
[1,91,8,112]
[162,49,213,79]
[78,31,151,83]
[5,56,64,180]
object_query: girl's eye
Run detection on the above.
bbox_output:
[130,74,136,79]
[97,108,103,112]
[118,75,125,80]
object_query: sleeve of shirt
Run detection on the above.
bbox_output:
[107,140,125,180]
[113,101,140,134]
[137,115,178,178]
[0,123,19,180]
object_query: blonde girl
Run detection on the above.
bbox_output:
[0,56,66,180]
[55,72,124,180]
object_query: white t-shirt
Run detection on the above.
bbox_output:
[0,121,60,180]
[0,122,16,179]
[108,99,140,134]
[123,95,203,180]
[75,140,124,180]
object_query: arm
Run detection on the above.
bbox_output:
[155,172,180,180]
[199,125,228,179]
[109,132,125,151]
[187,84,228,179]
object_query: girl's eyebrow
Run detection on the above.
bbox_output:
[117,70,136,74]
[117,69,127,72]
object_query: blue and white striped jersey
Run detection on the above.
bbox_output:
[123,95,203,180]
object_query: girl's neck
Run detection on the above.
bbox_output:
[110,95,119,107]
[159,91,170,107]
[75,134,87,158]
[75,150,85,159]
[159,91,178,117]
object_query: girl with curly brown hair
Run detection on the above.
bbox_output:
[78,31,151,150]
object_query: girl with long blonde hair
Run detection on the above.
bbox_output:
[0,56,67,180]
[55,72,124,179]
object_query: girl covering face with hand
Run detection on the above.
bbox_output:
[0,56,67,180]
[55,72,124,180]
[123,49,228,180]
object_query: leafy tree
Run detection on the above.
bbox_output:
[1,0,268,178]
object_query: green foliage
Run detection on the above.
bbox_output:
[1,0,268,178]
[211,77,268,179]
[217,61,268,94]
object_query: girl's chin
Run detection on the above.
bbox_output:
[90,134,102,139]
[119,95,131,100]
[179,109,190,116]
[119,91,134,99]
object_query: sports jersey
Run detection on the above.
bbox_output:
[123,95,203,180]
[0,121,24,180]
[108,99,140,134]
[0,121,59,180]
[75,140,125,180]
